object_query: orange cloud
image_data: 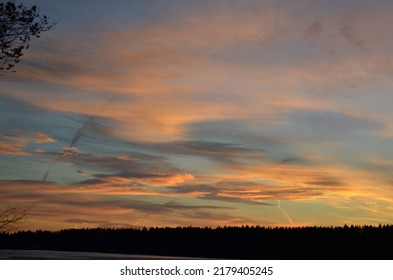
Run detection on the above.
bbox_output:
[33,132,56,143]
[0,179,258,230]
[0,141,28,155]
[0,133,29,155]
[0,131,55,155]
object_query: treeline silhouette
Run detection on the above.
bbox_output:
[1,225,392,259]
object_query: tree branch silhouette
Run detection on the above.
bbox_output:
[0,1,56,72]
[0,204,30,233]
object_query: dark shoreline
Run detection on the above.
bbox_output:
[0,249,201,260]
[1,225,392,259]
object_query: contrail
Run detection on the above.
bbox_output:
[277,200,294,225]
[70,95,117,148]
[69,95,117,147]
[42,95,117,182]
[42,164,52,182]
[69,116,94,147]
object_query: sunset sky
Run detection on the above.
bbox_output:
[2,0,393,230]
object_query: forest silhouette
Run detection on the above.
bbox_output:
[1,225,392,259]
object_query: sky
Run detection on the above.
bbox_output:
[2,0,393,230]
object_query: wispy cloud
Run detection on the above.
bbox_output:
[0,180,244,229]
[33,132,57,144]
[340,13,365,50]
[0,131,56,155]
